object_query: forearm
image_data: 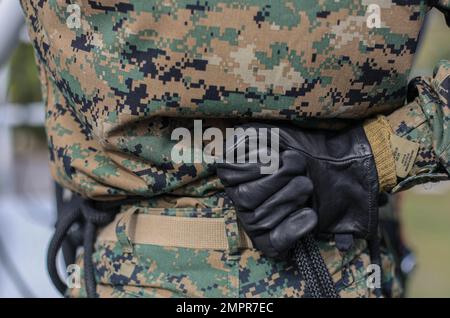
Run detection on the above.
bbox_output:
[364,60,450,192]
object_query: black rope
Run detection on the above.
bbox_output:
[293,235,340,298]
[80,200,116,298]
[305,235,340,298]
[47,197,120,298]
[47,203,82,295]
[293,239,322,298]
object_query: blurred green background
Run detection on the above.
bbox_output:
[403,190,450,297]
[402,9,450,298]
[5,8,450,298]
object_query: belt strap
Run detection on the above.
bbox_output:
[97,212,253,250]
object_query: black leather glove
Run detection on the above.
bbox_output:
[217,122,380,258]
[218,149,318,258]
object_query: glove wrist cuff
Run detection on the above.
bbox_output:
[363,116,397,192]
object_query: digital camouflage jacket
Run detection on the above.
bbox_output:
[20,0,450,200]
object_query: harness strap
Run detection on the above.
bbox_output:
[97,209,253,250]
[48,195,341,299]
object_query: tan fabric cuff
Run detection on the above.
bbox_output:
[363,116,397,192]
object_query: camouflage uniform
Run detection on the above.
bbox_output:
[20,0,449,297]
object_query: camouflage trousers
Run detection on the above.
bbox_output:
[67,204,403,298]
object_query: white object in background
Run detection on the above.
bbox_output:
[0,193,60,298]
[0,0,25,68]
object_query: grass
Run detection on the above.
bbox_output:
[402,187,450,297]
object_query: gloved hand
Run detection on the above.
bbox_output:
[217,121,388,258]
[218,149,318,258]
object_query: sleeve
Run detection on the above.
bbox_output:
[386,60,450,192]
[362,3,450,193]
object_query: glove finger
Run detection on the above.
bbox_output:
[250,233,279,258]
[238,176,313,231]
[217,141,306,186]
[223,150,307,210]
[269,207,318,254]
